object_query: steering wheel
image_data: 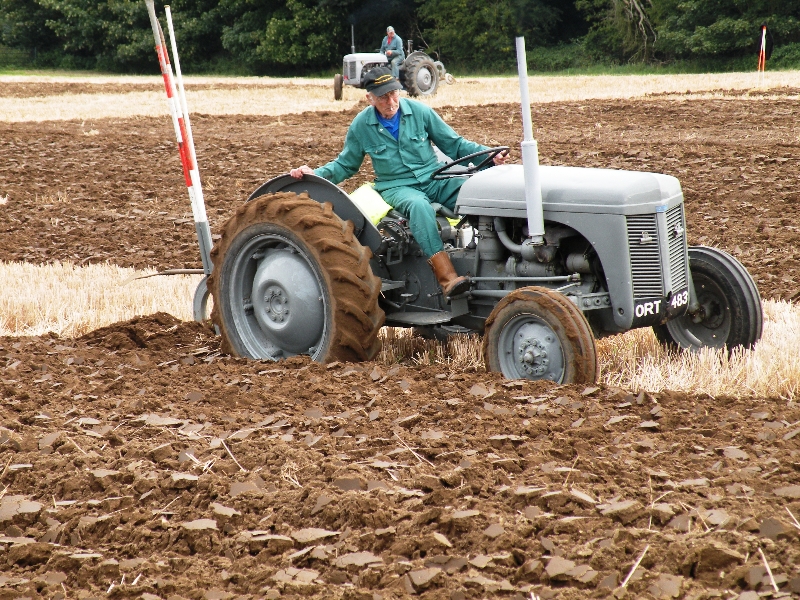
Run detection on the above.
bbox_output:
[431,146,510,180]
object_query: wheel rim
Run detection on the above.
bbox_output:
[416,66,434,93]
[497,314,565,382]
[664,272,731,348]
[227,232,328,360]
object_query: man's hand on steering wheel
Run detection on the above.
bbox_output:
[493,149,509,165]
[431,146,510,180]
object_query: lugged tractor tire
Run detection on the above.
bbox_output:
[653,245,763,351]
[209,192,384,363]
[483,286,598,384]
[402,52,439,97]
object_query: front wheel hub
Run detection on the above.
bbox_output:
[519,339,549,376]
[499,316,565,382]
[251,249,325,354]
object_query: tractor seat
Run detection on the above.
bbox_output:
[349,183,459,224]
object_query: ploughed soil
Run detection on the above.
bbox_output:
[3,85,800,599]
[2,89,800,300]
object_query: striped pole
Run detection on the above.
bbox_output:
[144,0,213,276]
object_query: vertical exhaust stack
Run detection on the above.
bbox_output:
[515,36,545,254]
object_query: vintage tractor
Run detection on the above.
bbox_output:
[333,39,451,100]
[208,39,763,384]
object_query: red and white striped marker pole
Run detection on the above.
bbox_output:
[144,0,213,276]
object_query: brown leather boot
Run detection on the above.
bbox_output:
[428,251,470,298]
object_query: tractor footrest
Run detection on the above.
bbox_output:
[385,310,453,326]
[381,279,406,292]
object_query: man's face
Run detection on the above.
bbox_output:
[369,90,400,119]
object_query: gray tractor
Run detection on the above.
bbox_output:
[208,41,762,384]
[333,41,449,100]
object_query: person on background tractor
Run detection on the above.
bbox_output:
[380,26,404,79]
[289,67,506,299]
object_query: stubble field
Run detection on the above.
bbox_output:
[2,74,800,600]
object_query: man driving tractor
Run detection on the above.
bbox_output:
[380,26,404,79]
[289,67,506,299]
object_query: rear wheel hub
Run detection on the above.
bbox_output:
[416,68,432,91]
[250,248,325,354]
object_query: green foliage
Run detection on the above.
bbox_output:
[769,41,800,68]
[260,0,348,67]
[417,0,570,70]
[220,0,365,73]
[577,0,658,63]
[217,0,276,69]
[575,0,800,65]
[36,0,153,69]
[653,1,800,59]
[0,0,59,51]
[0,44,32,66]
[3,0,800,73]
[576,0,626,62]
[1,0,228,72]
[525,43,593,72]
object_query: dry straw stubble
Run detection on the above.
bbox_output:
[4,71,800,122]
[0,260,202,338]
[3,259,795,398]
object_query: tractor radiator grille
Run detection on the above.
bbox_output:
[666,205,688,292]
[347,61,357,80]
[627,214,663,298]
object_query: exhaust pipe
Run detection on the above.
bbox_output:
[515,36,545,254]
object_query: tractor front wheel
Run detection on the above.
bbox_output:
[653,246,762,351]
[483,287,598,384]
[209,192,384,362]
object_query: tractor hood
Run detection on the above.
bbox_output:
[343,52,388,63]
[456,165,683,217]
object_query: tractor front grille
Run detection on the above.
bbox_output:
[626,214,663,298]
[347,61,357,81]
[666,204,688,292]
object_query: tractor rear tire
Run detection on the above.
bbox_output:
[402,53,439,97]
[209,192,384,363]
[653,246,762,351]
[483,287,598,384]
[333,73,343,101]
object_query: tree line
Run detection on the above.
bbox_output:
[1,0,800,73]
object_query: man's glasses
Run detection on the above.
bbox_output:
[374,90,400,103]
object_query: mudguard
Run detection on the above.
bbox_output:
[248,174,384,253]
